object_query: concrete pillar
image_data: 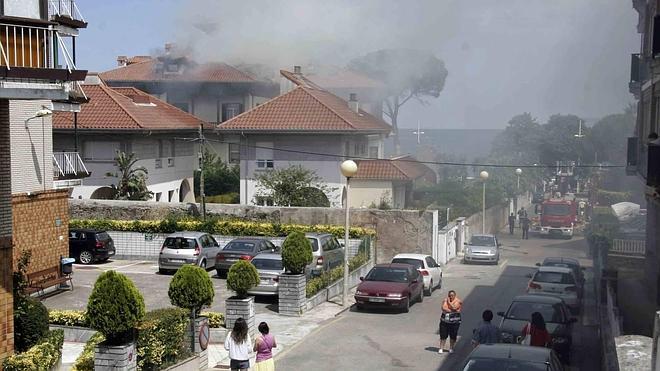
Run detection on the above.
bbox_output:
[94,342,137,371]
[278,274,306,317]
[0,99,14,363]
[185,316,209,371]
[225,297,256,338]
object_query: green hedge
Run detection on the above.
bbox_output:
[3,329,64,371]
[69,218,376,238]
[49,309,224,328]
[72,332,103,371]
[137,308,190,370]
[306,254,370,298]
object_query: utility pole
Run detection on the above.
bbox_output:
[198,124,207,220]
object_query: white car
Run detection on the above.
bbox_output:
[527,266,580,313]
[391,253,442,296]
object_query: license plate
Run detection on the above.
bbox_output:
[369,297,385,303]
[170,259,185,263]
[260,279,269,284]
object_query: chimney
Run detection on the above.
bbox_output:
[165,43,174,54]
[348,93,359,113]
[117,56,127,66]
[293,65,302,74]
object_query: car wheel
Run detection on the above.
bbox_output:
[158,268,168,275]
[418,290,424,303]
[401,297,410,313]
[78,250,94,265]
[424,280,433,296]
[356,303,363,311]
[200,259,207,270]
[216,269,225,278]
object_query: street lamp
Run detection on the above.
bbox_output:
[480,171,489,233]
[515,168,522,190]
[340,160,358,307]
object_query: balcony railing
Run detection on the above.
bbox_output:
[609,239,646,257]
[53,152,89,180]
[49,0,86,26]
[0,23,53,69]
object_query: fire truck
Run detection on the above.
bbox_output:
[538,198,577,239]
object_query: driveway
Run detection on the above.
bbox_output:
[42,260,277,314]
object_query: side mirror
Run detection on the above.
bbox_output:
[535,263,541,267]
[359,276,364,281]
[497,311,505,317]
[412,279,419,284]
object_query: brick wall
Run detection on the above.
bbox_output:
[0,99,14,362]
[12,189,69,274]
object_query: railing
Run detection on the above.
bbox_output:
[610,239,646,256]
[0,23,54,69]
[53,152,89,179]
[49,0,85,24]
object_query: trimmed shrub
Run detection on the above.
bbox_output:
[72,332,104,371]
[69,218,376,238]
[201,311,224,328]
[227,260,259,298]
[306,254,370,298]
[168,264,214,314]
[137,308,190,370]
[3,329,64,371]
[281,231,313,274]
[14,296,49,352]
[49,309,88,327]
[86,270,145,345]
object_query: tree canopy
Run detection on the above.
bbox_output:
[254,165,332,207]
[109,152,153,201]
[194,148,240,197]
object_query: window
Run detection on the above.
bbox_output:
[223,241,255,252]
[255,196,274,206]
[83,141,120,161]
[369,146,379,158]
[533,272,575,285]
[4,0,40,19]
[392,258,423,270]
[256,160,274,168]
[168,158,175,167]
[168,190,174,202]
[354,142,367,156]
[155,159,163,169]
[222,103,243,121]
[163,237,197,250]
[425,257,435,268]
[252,258,283,270]
[165,63,180,73]
[155,192,162,201]
[229,143,240,164]
[256,141,274,169]
[306,238,320,252]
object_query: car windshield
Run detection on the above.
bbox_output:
[252,259,283,270]
[463,359,548,371]
[469,236,496,246]
[224,242,256,252]
[533,271,575,284]
[391,258,423,269]
[506,301,565,323]
[543,204,571,216]
[365,267,409,283]
[306,238,320,252]
[163,237,197,249]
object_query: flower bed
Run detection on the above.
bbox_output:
[3,329,64,371]
[49,309,225,328]
[306,254,369,298]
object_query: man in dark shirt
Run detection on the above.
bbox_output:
[508,213,515,234]
[472,310,501,347]
[521,216,530,240]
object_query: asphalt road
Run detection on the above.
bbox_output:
[42,260,278,314]
[276,231,600,371]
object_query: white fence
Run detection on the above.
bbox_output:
[611,239,646,256]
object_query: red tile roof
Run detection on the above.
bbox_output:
[218,82,391,133]
[53,84,205,131]
[354,156,435,181]
[99,59,256,83]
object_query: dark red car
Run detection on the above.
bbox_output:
[354,263,424,313]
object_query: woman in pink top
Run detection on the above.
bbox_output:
[253,321,277,371]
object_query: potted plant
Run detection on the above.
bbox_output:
[168,264,214,366]
[225,260,259,332]
[86,270,145,370]
[279,231,313,316]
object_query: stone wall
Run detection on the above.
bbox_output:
[0,99,13,362]
[69,200,435,263]
[12,189,69,274]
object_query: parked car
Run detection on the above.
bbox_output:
[305,233,345,277]
[461,343,564,371]
[354,263,424,313]
[390,253,442,296]
[247,253,285,296]
[527,266,580,313]
[158,232,221,274]
[215,238,278,277]
[536,257,585,295]
[497,295,576,364]
[463,234,501,264]
[69,229,116,265]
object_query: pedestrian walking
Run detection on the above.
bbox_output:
[224,318,252,371]
[508,213,516,234]
[517,207,528,227]
[439,290,463,354]
[254,321,277,371]
[520,312,552,348]
[471,309,501,348]
[521,216,530,240]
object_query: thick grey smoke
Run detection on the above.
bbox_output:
[174,0,638,129]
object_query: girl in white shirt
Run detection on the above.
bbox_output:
[224,318,252,371]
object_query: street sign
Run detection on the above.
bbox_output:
[199,322,210,350]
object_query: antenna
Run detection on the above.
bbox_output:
[412,120,425,144]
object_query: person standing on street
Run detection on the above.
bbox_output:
[521,215,530,240]
[439,290,463,354]
[254,321,277,371]
[224,317,252,371]
[508,213,516,234]
[472,309,501,348]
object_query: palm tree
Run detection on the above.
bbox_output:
[110,152,153,201]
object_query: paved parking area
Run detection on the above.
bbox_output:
[42,260,277,314]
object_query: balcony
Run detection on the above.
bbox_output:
[48,0,87,29]
[609,239,645,258]
[53,152,89,180]
[629,54,648,98]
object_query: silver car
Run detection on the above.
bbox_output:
[247,253,285,296]
[463,234,500,264]
[304,233,345,277]
[158,232,221,274]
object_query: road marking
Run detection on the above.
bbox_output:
[105,261,149,271]
[499,259,508,268]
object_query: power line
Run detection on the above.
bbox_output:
[173,137,623,169]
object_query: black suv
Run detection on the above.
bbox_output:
[69,229,116,264]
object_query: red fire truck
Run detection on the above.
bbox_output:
[538,198,577,239]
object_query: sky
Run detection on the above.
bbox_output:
[76,0,639,129]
